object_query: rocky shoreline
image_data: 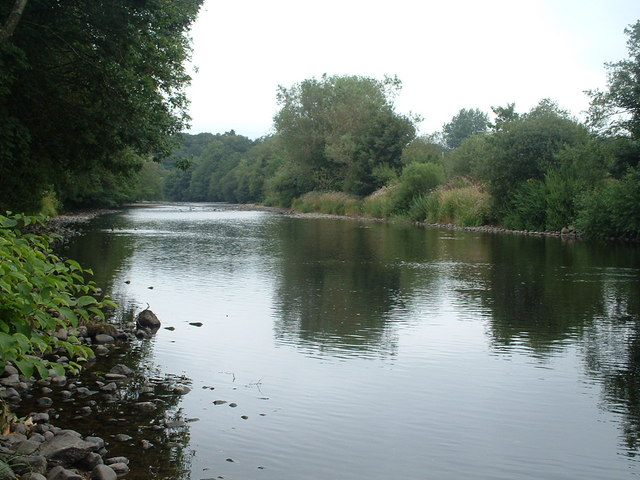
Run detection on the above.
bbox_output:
[0,310,175,480]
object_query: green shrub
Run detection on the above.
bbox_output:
[576,167,640,239]
[501,180,547,231]
[0,214,115,379]
[391,162,445,214]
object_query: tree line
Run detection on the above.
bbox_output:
[1,4,638,240]
[158,23,640,240]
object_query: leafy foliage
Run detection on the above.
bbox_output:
[0,0,203,212]
[274,74,417,197]
[0,213,115,377]
[442,108,490,150]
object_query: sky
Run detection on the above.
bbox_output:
[184,0,639,139]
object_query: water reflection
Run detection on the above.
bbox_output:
[60,205,640,478]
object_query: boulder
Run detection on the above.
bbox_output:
[90,465,117,480]
[46,466,83,480]
[135,309,160,330]
[109,365,133,377]
[39,431,99,466]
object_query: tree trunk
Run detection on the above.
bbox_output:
[0,0,28,45]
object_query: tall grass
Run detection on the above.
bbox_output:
[410,181,493,226]
[292,191,362,216]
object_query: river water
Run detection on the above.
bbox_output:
[56,203,640,479]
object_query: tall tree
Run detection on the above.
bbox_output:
[0,0,203,212]
[273,74,416,197]
[442,108,490,150]
[588,20,640,139]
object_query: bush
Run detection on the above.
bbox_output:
[501,179,547,231]
[0,214,115,379]
[576,167,640,239]
[390,162,445,214]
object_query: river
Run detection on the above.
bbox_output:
[50,203,640,479]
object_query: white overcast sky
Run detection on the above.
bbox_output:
[184,0,639,139]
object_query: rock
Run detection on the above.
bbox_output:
[134,329,148,339]
[2,388,21,403]
[164,420,185,428]
[31,412,50,424]
[188,322,203,327]
[213,400,227,405]
[0,461,17,479]
[20,473,47,480]
[1,433,27,445]
[109,365,133,377]
[11,439,41,455]
[54,329,68,341]
[37,397,53,408]
[94,345,109,356]
[135,309,160,330]
[0,374,21,388]
[113,434,132,442]
[39,431,99,466]
[93,334,115,345]
[50,376,67,387]
[78,452,103,470]
[85,437,105,450]
[104,457,129,465]
[164,326,175,331]
[90,465,117,480]
[107,463,129,476]
[2,365,18,376]
[173,386,190,395]
[46,466,83,480]
[134,402,156,412]
[140,439,153,450]
[99,382,117,393]
[9,454,47,475]
[229,403,237,408]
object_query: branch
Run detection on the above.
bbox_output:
[0,0,28,45]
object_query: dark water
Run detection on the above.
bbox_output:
[49,204,640,479]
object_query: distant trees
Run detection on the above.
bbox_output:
[0,0,203,212]
[442,108,490,150]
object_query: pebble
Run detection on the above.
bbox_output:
[113,434,133,442]
[213,400,227,405]
[189,322,203,327]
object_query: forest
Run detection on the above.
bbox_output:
[1,3,639,240]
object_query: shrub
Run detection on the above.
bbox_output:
[391,162,445,214]
[576,167,640,239]
[0,214,115,379]
[501,179,547,231]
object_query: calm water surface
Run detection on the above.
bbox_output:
[57,204,640,479]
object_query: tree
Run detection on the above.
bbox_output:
[0,0,203,212]
[588,21,640,139]
[442,108,490,150]
[273,74,417,198]
[485,99,589,212]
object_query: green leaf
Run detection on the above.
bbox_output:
[14,358,34,378]
[59,307,78,327]
[77,295,97,307]
[35,362,50,379]
[50,363,65,377]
